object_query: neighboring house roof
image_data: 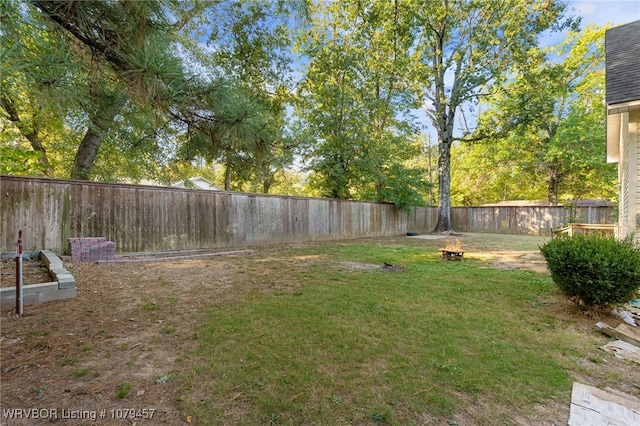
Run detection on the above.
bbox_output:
[137,179,163,186]
[172,177,221,191]
[605,20,640,163]
[605,20,640,106]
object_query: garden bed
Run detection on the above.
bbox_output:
[1,255,51,287]
[0,251,76,309]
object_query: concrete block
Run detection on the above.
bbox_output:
[40,286,76,303]
[57,274,76,289]
[40,250,63,269]
[49,266,68,280]
[23,292,41,305]
[0,287,16,309]
[1,244,77,309]
[1,282,58,308]
[48,263,64,272]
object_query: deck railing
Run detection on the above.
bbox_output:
[553,223,618,238]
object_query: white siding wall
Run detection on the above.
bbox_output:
[633,110,640,243]
[618,110,640,243]
[619,112,630,237]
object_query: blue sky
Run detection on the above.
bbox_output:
[426,1,640,140]
[567,0,640,28]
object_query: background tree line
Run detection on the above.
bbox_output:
[1,0,617,231]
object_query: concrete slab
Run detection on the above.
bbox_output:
[408,235,447,240]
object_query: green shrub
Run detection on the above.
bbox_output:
[539,234,640,308]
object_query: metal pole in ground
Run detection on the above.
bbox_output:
[15,229,23,316]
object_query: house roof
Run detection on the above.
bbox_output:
[172,177,221,191]
[606,20,640,106]
[605,20,640,163]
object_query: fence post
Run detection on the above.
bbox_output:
[16,229,23,316]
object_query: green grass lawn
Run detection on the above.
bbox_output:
[175,234,627,425]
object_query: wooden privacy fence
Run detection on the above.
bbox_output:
[1,176,617,254]
[1,176,434,253]
[451,206,615,235]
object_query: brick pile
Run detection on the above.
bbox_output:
[68,237,116,262]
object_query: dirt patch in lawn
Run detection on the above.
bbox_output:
[411,232,550,272]
[0,245,326,425]
[486,251,548,273]
[0,236,636,425]
[339,261,381,271]
[338,261,406,272]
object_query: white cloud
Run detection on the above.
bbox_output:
[567,0,640,28]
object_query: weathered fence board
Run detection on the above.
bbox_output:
[451,206,615,235]
[0,176,616,254]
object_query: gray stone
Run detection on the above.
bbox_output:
[57,274,76,289]
[40,250,62,268]
[50,266,68,280]
[1,282,58,308]
[2,245,76,309]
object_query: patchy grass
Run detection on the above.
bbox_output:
[143,301,159,310]
[161,324,176,334]
[115,382,132,399]
[175,235,605,425]
[2,233,634,425]
[73,367,91,378]
[58,358,78,367]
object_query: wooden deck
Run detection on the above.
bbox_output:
[553,223,618,238]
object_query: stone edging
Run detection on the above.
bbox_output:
[0,250,76,309]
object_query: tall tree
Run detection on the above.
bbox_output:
[32,0,191,180]
[0,0,83,176]
[295,0,427,209]
[0,1,193,180]
[179,80,264,191]
[175,0,301,192]
[408,0,575,231]
[472,26,615,205]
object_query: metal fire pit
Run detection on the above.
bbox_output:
[441,249,465,261]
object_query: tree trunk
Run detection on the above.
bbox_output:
[0,94,52,175]
[71,129,103,180]
[224,151,232,191]
[432,138,454,232]
[429,26,456,234]
[23,131,51,176]
[70,89,124,180]
[547,168,559,206]
[262,175,273,194]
